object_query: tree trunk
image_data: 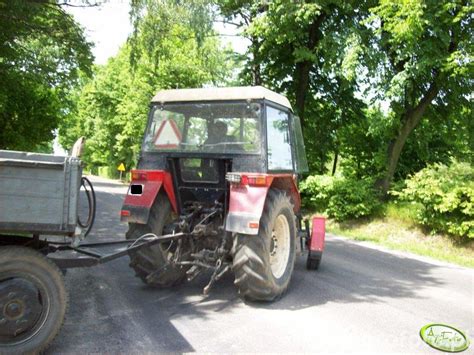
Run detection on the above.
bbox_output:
[293,13,326,127]
[251,37,261,85]
[331,151,338,176]
[379,82,440,195]
[377,26,457,196]
[294,61,311,125]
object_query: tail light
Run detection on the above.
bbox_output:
[226,173,268,186]
[246,175,267,186]
[131,170,147,180]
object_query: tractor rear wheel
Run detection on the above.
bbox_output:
[232,189,296,301]
[126,193,187,287]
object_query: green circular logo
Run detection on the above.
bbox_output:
[420,324,470,352]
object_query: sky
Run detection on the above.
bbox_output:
[56,2,133,154]
[65,1,248,65]
[65,1,133,65]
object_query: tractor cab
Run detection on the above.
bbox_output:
[136,86,308,213]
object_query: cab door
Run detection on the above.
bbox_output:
[265,105,293,172]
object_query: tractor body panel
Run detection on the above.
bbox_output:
[121,170,177,224]
[226,183,270,235]
[225,173,300,235]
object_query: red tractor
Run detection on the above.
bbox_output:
[121,86,325,301]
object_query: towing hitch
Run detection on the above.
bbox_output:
[47,232,187,269]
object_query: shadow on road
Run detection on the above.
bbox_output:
[262,238,444,310]
[145,238,444,314]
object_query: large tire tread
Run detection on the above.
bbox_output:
[232,189,296,302]
[126,193,187,288]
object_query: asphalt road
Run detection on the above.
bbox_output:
[47,176,473,354]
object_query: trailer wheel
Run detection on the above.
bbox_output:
[232,189,296,301]
[126,193,188,287]
[0,246,67,354]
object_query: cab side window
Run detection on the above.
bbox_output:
[266,106,293,171]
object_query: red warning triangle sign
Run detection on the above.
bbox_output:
[153,119,182,148]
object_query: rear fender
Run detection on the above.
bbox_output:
[225,184,270,235]
[225,174,300,235]
[120,170,177,224]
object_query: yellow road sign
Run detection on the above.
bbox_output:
[117,163,126,172]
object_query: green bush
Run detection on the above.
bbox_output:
[300,175,381,221]
[327,178,382,221]
[300,175,334,211]
[97,166,118,179]
[394,161,474,239]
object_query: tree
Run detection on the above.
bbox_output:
[363,0,473,194]
[336,99,472,182]
[0,0,93,151]
[217,0,372,173]
[60,0,231,171]
[218,0,267,85]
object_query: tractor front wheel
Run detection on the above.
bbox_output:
[232,189,296,301]
[126,193,188,288]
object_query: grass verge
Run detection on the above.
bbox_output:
[315,202,474,268]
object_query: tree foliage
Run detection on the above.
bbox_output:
[5,0,471,234]
[59,0,231,171]
[0,0,93,151]
[217,0,373,173]
[218,0,472,184]
[362,0,473,192]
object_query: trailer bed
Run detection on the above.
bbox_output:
[0,150,82,236]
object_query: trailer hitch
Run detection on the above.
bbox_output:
[47,232,187,269]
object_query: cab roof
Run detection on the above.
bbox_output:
[151,86,292,110]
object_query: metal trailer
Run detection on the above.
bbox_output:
[0,150,187,354]
[0,150,82,236]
